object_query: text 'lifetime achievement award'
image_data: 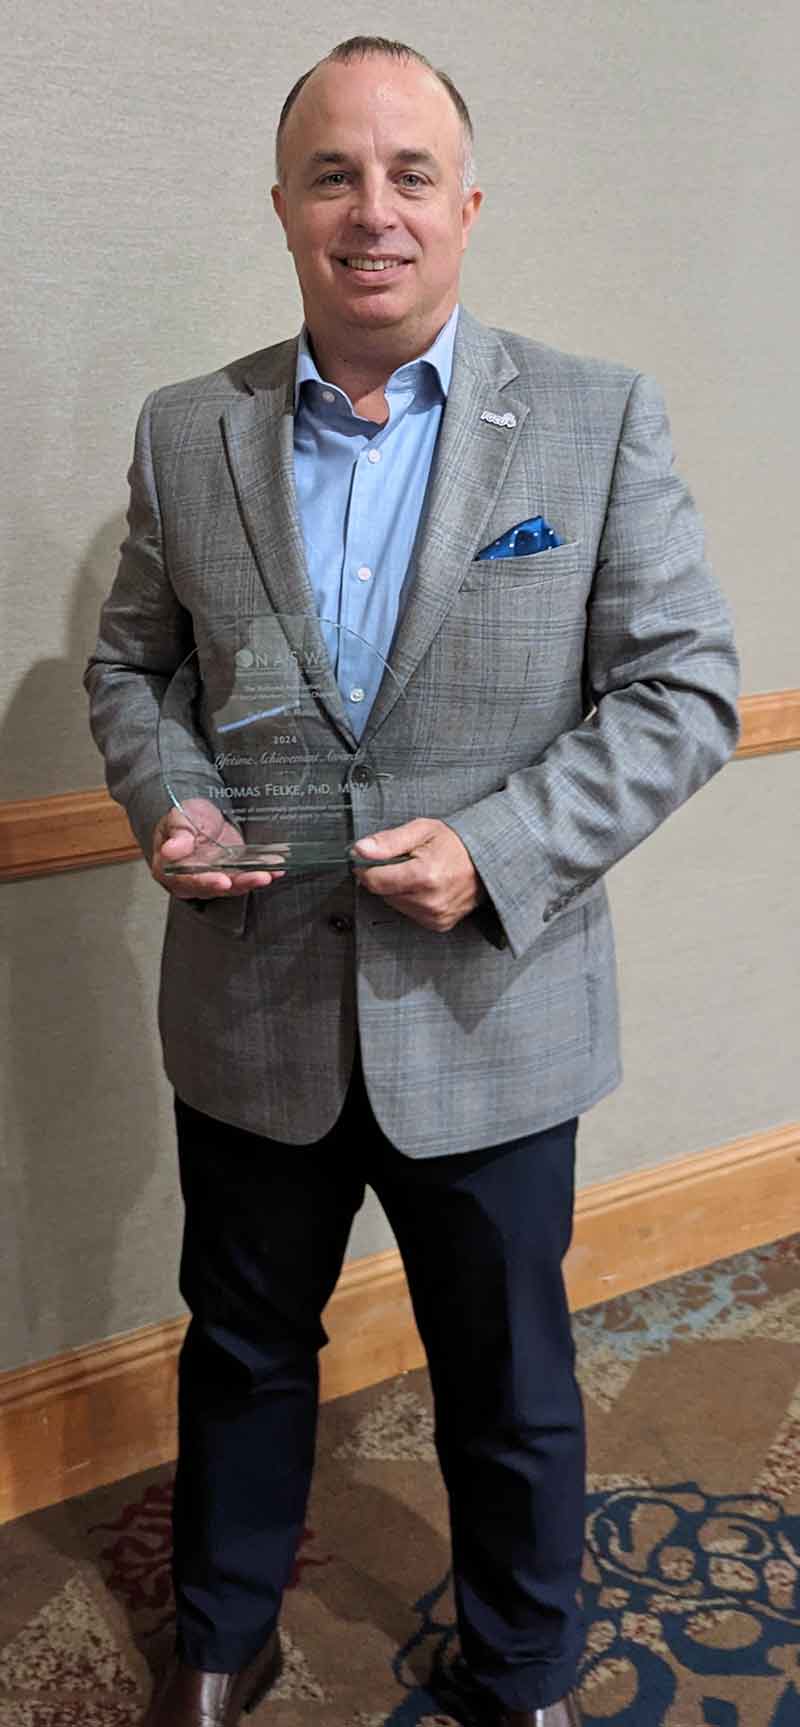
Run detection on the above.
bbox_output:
[157,612,412,874]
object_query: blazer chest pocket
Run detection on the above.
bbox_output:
[460,539,585,593]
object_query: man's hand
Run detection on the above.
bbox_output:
[352,818,484,932]
[151,799,279,898]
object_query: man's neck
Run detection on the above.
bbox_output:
[304,305,455,409]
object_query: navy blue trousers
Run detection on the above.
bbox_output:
[172,1052,585,1713]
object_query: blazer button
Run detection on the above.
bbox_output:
[351,765,372,788]
[328,914,354,934]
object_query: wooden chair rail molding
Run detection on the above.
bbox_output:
[0,691,798,884]
[0,788,139,883]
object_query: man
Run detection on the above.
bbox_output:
[85,35,740,1727]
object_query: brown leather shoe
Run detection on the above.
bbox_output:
[430,1653,582,1726]
[141,1630,282,1725]
[503,1698,582,1726]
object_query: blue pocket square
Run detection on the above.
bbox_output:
[477,516,563,560]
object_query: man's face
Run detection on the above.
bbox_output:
[271,56,482,355]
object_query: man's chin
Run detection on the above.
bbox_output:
[338,296,415,332]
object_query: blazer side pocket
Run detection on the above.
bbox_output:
[175,894,249,938]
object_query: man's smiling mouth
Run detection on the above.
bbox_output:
[339,257,411,271]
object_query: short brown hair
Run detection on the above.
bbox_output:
[275,36,476,193]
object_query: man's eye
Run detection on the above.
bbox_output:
[315,171,426,188]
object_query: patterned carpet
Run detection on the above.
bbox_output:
[2,1235,800,1725]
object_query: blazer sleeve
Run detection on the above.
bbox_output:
[84,393,215,858]
[446,372,741,959]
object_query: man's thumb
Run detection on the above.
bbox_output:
[352,820,427,860]
[352,831,385,858]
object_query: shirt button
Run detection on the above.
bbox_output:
[349,687,365,703]
[321,389,336,403]
[356,565,372,582]
[367,448,381,464]
[328,914,354,934]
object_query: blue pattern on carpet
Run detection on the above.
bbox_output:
[374,1481,800,1724]
[572,1247,774,1365]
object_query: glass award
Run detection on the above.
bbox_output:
[157,612,411,875]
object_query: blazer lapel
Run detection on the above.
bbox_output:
[222,347,356,744]
[221,311,530,751]
[364,308,528,742]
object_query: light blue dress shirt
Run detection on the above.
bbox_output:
[292,305,459,737]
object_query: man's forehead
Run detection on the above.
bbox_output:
[305,147,442,172]
[288,56,456,141]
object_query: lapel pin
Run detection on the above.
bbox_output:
[480,409,517,429]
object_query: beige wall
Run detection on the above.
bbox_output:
[2,0,798,1369]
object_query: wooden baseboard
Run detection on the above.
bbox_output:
[1,1120,798,1525]
[565,1121,800,1306]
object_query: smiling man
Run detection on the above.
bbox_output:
[86,34,739,1727]
[270,50,481,421]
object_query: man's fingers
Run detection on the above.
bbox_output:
[159,827,198,855]
[355,855,423,897]
[167,872,234,897]
[157,864,278,898]
[352,819,434,863]
[353,819,481,932]
[352,820,434,895]
[152,812,280,896]
[227,868,281,891]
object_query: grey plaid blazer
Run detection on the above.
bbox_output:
[85,307,740,1154]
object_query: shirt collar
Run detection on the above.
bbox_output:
[294,303,460,412]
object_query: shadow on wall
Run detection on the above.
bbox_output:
[2,519,174,1392]
[0,516,126,801]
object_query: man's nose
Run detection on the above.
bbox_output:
[349,174,397,231]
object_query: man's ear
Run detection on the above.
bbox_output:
[461,187,483,251]
[271,183,289,244]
